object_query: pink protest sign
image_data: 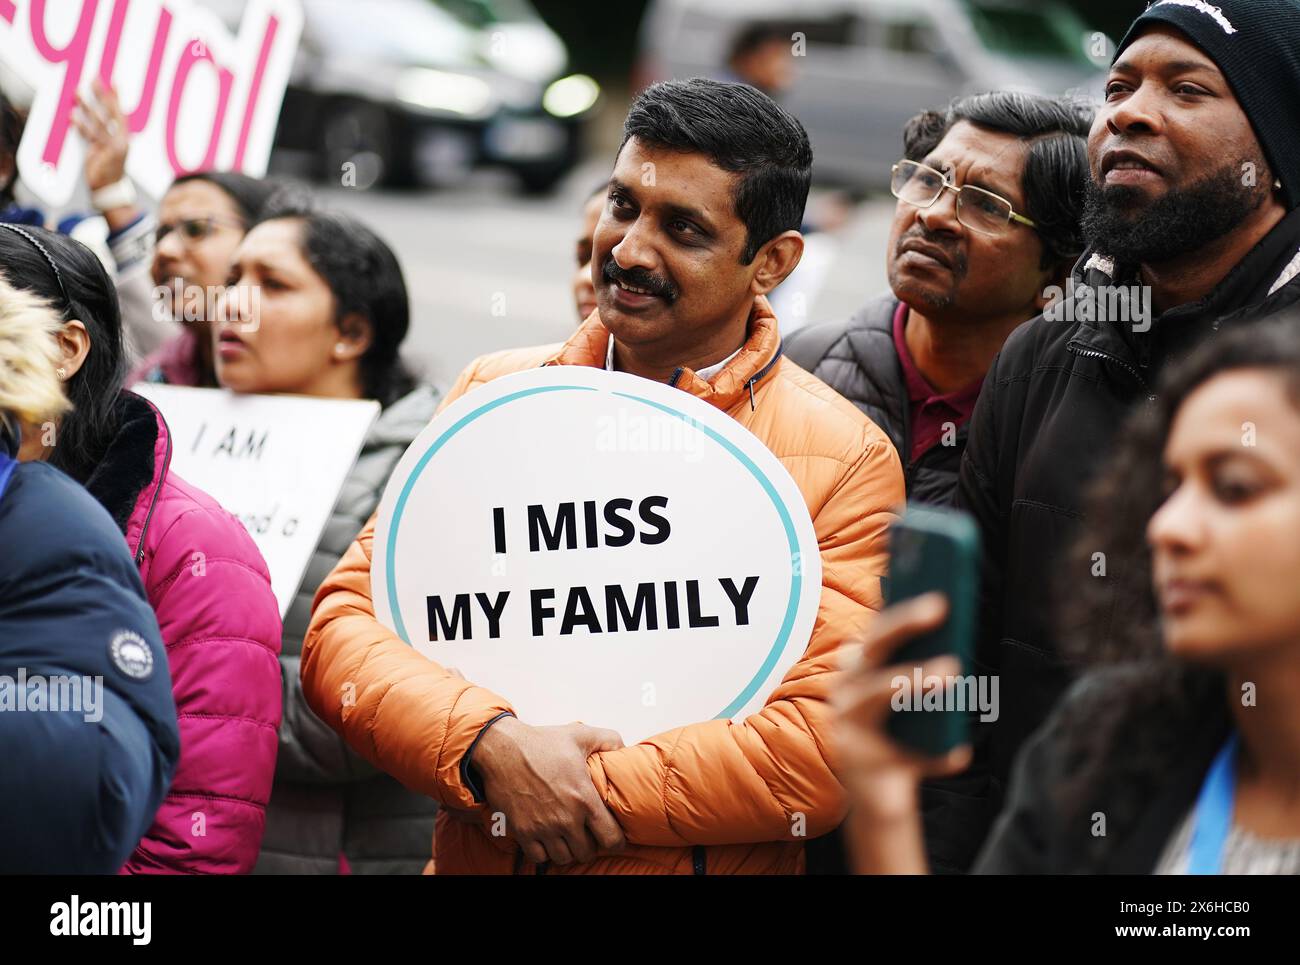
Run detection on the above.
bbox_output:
[0,0,302,206]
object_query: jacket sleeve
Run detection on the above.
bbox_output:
[275,528,382,785]
[584,434,903,846]
[299,515,515,809]
[274,651,381,785]
[122,506,283,874]
[108,210,182,366]
[0,464,180,874]
[920,351,1010,872]
[298,355,517,808]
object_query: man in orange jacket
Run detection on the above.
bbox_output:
[302,78,905,874]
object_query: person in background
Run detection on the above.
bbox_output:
[127,169,283,387]
[573,183,604,322]
[65,75,289,387]
[788,93,1089,872]
[1,83,158,363]
[0,269,179,874]
[217,207,442,874]
[5,224,282,874]
[786,92,1091,509]
[838,317,1300,874]
[722,21,796,98]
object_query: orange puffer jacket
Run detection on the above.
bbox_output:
[301,299,904,873]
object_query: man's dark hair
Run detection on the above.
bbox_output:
[621,78,813,264]
[903,91,1094,270]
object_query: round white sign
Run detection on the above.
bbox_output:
[372,366,822,744]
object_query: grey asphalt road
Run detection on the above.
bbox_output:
[322,162,893,392]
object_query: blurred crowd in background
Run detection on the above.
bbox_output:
[0,0,1133,387]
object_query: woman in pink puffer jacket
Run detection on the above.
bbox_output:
[2,224,282,873]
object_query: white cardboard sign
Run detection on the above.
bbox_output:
[371,367,822,745]
[133,384,378,617]
[0,0,303,207]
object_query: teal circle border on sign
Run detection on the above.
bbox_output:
[384,382,804,721]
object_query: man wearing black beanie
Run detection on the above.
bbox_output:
[879,0,1300,874]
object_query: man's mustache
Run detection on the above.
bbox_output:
[602,257,678,304]
[895,229,967,277]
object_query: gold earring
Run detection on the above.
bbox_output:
[56,366,67,380]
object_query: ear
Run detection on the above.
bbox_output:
[1031,260,1071,312]
[332,312,374,363]
[56,320,92,380]
[749,230,805,297]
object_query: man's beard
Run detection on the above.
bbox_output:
[1081,161,1268,266]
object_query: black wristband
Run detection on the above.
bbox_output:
[461,711,516,804]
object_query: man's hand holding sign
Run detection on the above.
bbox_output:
[300,79,905,874]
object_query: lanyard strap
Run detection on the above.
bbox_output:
[1188,733,1239,875]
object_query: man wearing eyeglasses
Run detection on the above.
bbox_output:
[785,91,1091,875]
[786,92,1092,509]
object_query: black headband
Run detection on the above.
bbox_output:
[0,222,72,309]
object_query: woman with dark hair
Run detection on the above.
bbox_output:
[3,223,283,874]
[218,208,441,874]
[126,170,284,387]
[838,316,1300,874]
[0,268,179,874]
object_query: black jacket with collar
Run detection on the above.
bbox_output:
[784,293,969,507]
[941,205,1300,872]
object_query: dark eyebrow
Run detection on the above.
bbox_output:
[663,201,716,233]
[609,177,717,234]
[1111,58,1222,79]
[1204,449,1267,469]
[965,177,1017,201]
[921,156,1016,203]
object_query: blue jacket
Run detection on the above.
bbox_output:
[0,437,180,873]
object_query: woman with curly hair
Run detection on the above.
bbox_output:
[838,315,1300,874]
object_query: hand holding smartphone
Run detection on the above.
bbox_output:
[882,504,980,756]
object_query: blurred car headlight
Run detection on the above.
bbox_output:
[396,68,494,118]
[543,74,600,118]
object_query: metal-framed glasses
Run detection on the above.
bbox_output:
[154,215,246,248]
[890,159,1036,235]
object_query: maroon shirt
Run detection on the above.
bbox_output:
[891,301,983,464]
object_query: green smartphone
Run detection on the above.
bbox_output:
[882,503,980,756]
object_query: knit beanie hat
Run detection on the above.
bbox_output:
[1114,0,1300,210]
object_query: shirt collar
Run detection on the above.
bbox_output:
[891,301,984,410]
[605,334,744,382]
